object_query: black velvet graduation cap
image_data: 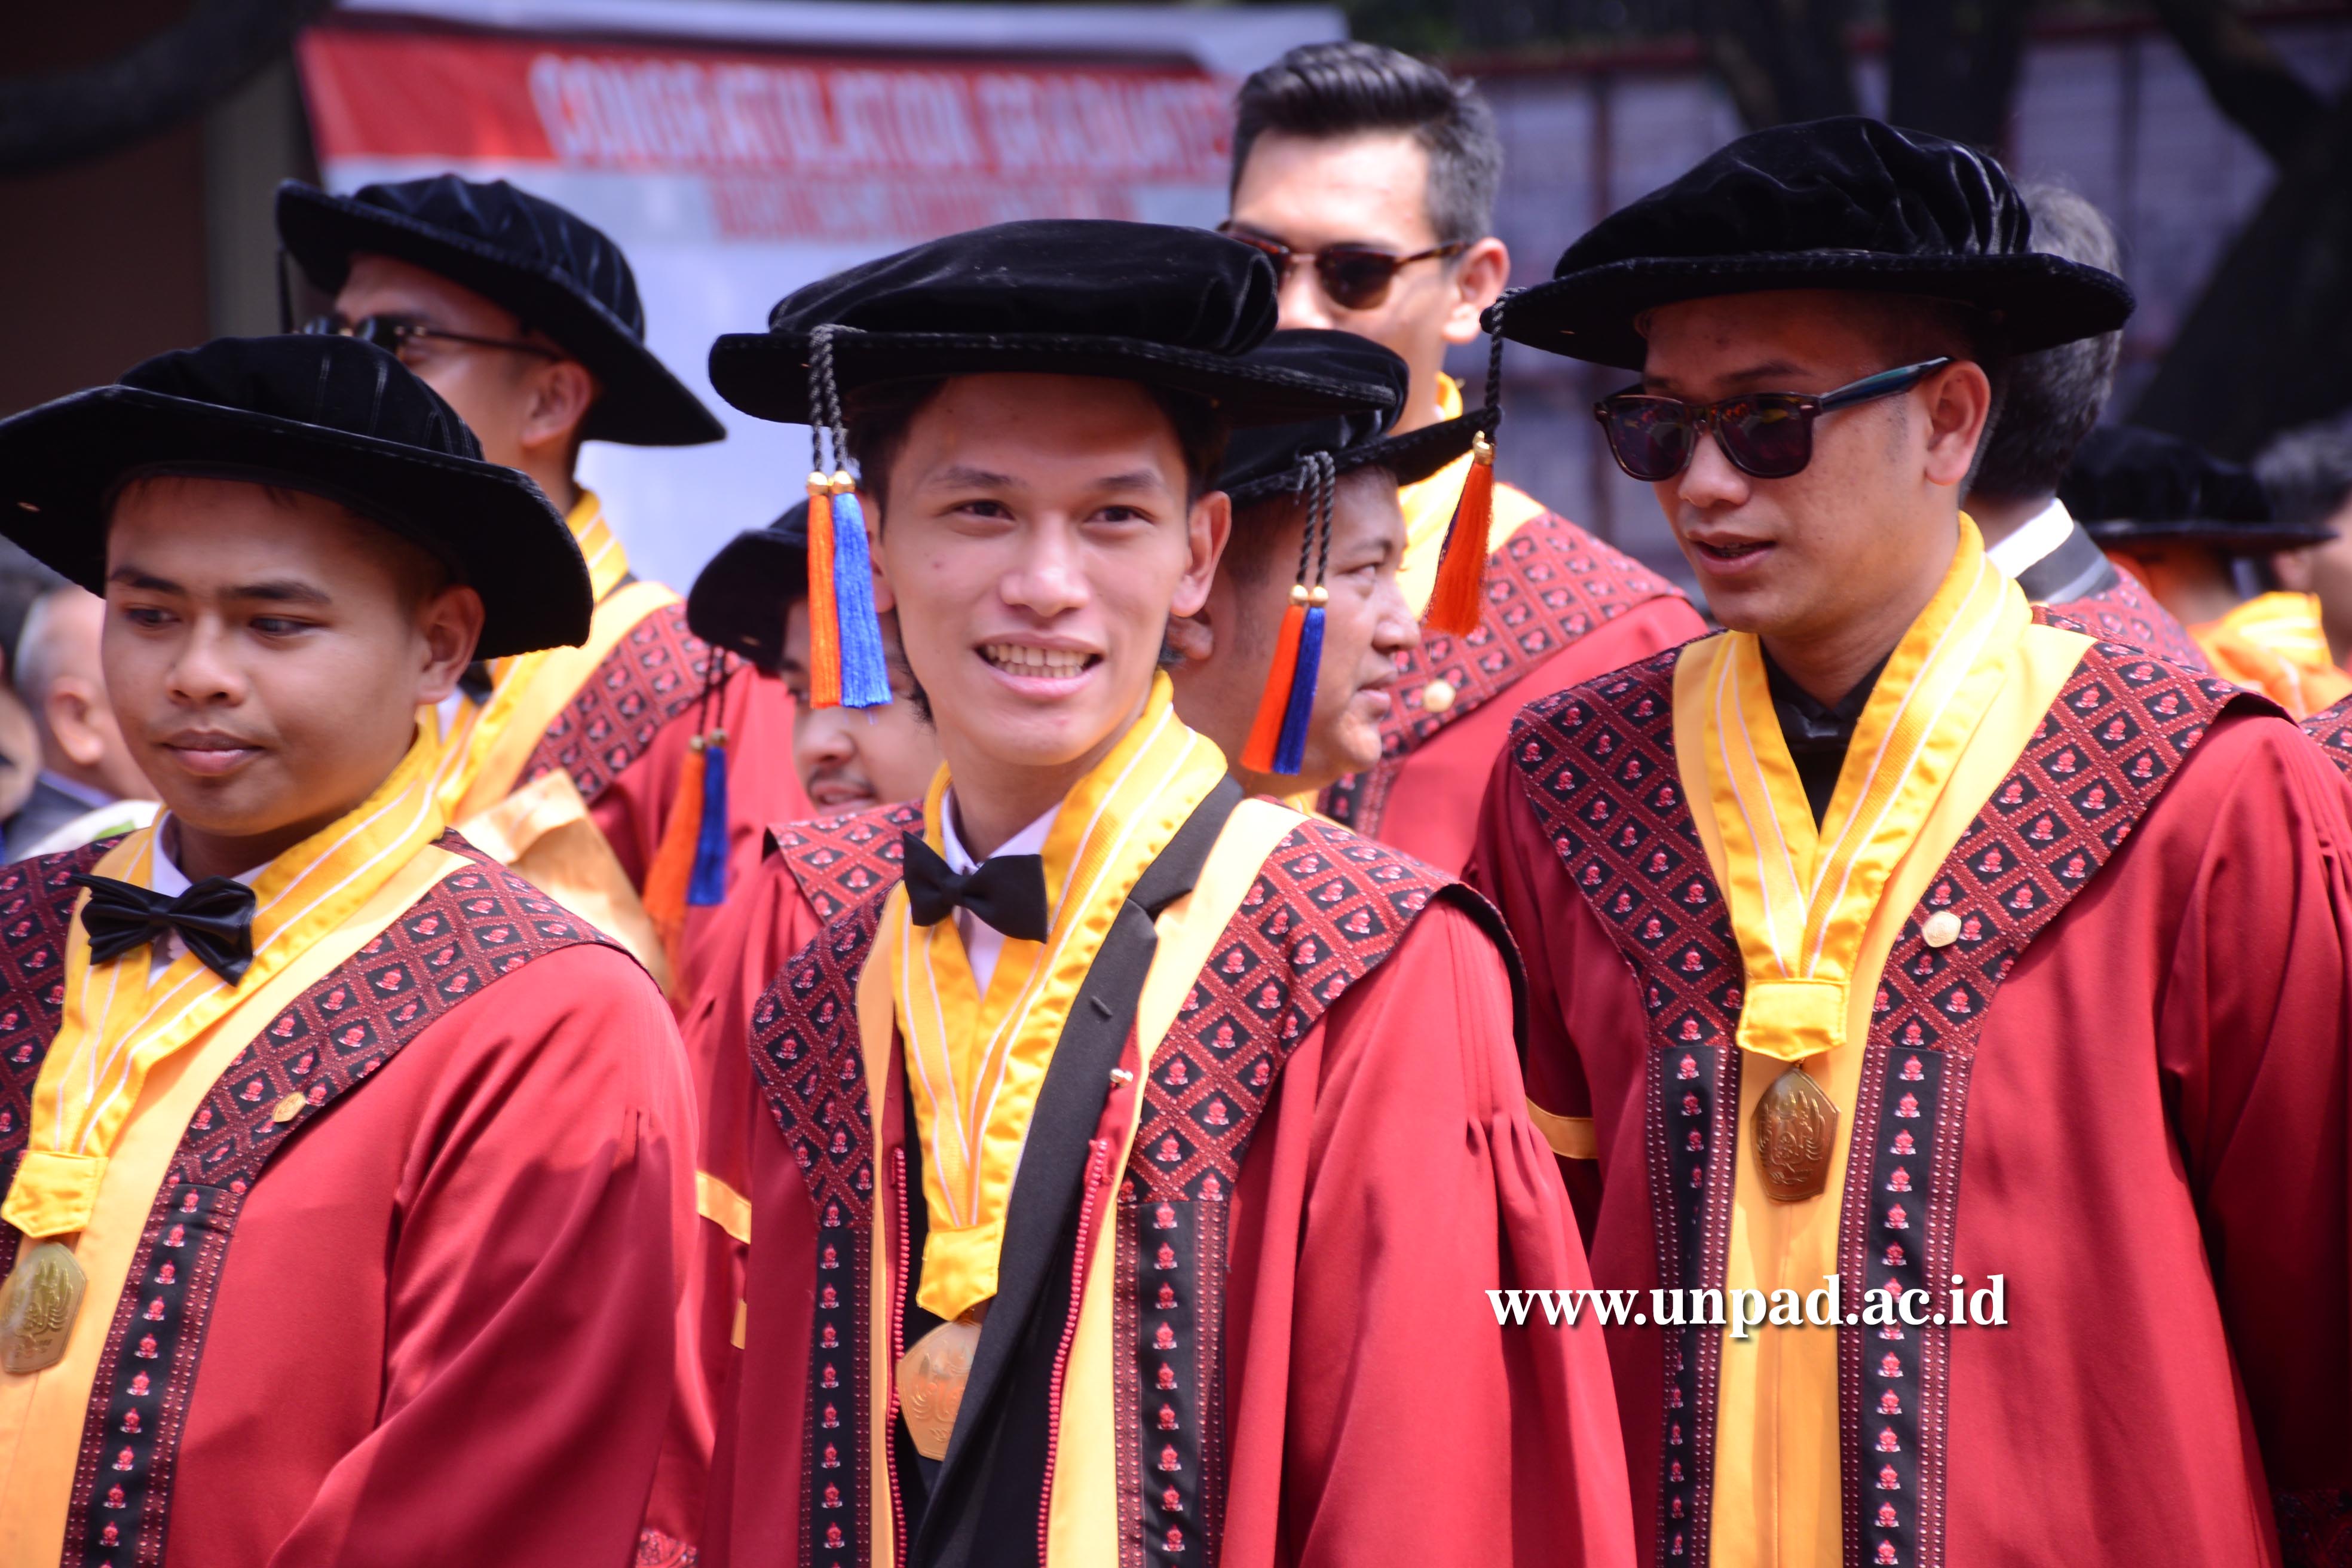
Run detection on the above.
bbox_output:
[0,335,590,659]
[687,501,810,672]
[277,175,725,448]
[2062,424,2324,554]
[1496,117,2135,370]
[1217,331,1489,511]
[707,219,1402,427]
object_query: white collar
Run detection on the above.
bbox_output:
[939,790,1057,873]
[148,818,262,896]
[1983,497,2077,580]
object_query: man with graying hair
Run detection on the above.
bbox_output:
[7,584,157,857]
[1962,182,2206,665]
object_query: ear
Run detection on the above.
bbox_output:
[1921,361,1995,489]
[45,676,108,768]
[1440,237,1512,348]
[1172,490,1232,620]
[516,358,598,457]
[412,583,486,704]
[2271,546,2318,593]
[865,492,898,614]
[1162,611,1215,664]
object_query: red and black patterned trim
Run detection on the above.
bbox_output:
[1837,642,2252,1568]
[1502,649,1740,1563]
[743,816,1462,1568]
[2302,693,2352,777]
[51,835,616,1568]
[765,802,926,922]
[2044,574,2208,670]
[0,841,117,1266]
[1116,822,1454,1567]
[1322,511,1683,835]
[745,889,887,1568]
[520,599,718,806]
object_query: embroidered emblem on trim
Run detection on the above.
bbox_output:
[1506,650,1740,1564]
[60,837,615,1568]
[2303,693,2352,778]
[1836,642,2243,1568]
[1118,822,1452,1568]
[2044,576,2207,671]
[768,801,925,921]
[1322,513,1679,833]
[522,601,715,804]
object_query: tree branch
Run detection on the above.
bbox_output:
[2148,0,2325,167]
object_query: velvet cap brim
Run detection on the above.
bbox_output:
[1223,407,1496,512]
[687,504,810,669]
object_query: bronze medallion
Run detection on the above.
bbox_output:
[1751,1062,1839,1202]
[895,1313,982,1461]
[0,1239,87,1374]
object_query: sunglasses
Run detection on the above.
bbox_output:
[1594,358,1955,482]
[300,314,559,364]
[1217,225,1468,312]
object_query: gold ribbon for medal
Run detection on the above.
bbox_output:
[1697,517,2026,1203]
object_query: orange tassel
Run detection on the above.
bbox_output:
[1425,434,1494,637]
[806,474,843,709]
[1241,596,1307,773]
[643,736,707,962]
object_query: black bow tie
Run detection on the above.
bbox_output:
[71,872,257,984]
[901,832,1050,943]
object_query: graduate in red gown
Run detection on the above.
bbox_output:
[695,220,1631,1567]
[1465,120,2352,1567]
[276,175,805,988]
[1222,42,1706,870]
[0,335,697,1566]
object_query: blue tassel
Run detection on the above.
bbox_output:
[829,488,892,710]
[687,737,730,905]
[1271,603,1324,776]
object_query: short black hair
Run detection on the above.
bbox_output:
[1231,41,1502,247]
[1968,184,2121,503]
[843,378,1229,513]
[1223,466,1395,586]
[2255,414,2352,528]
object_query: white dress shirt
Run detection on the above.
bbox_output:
[936,791,1057,992]
[1983,496,2076,581]
[144,823,261,979]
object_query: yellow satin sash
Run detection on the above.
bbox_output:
[4,725,448,1240]
[890,673,1228,1321]
[1698,517,2028,1065]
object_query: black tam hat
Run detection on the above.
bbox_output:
[2062,425,2320,555]
[687,502,811,672]
[0,335,590,659]
[276,175,724,448]
[1496,117,2135,370]
[707,219,1401,428]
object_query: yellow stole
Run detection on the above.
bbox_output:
[1698,518,2027,1065]
[430,490,680,820]
[1394,374,1546,616]
[890,673,1227,1321]
[4,725,449,1242]
[2190,590,2352,719]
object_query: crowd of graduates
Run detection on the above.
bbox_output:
[0,35,2349,1568]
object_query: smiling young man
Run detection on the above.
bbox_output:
[1467,120,2352,1567]
[0,335,698,1566]
[1225,42,1703,867]
[275,176,800,983]
[693,219,1632,1568]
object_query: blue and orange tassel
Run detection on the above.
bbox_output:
[645,654,736,982]
[1241,452,1336,777]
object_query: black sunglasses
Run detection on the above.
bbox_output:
[301,314,559,364]
[1217,225,1468,313]
[1595,357,1955,482]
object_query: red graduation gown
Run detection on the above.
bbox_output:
[699,808,1634,1567]
[0,838,699,1568]
[1468,644,2352,1566]
[1321,510,1704,872]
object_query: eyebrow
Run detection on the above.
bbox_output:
[106,567,330,605]
[1646,359,1812,394]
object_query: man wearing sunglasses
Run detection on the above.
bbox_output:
[1225,41,1702,871]
[274,176,806,994]
[1469,117,2352,1567]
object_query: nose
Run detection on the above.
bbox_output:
[999,517,1089,621]
[1669,421,1753,515]
[796,709,856,771]
[1370,578,1422,657]
[1275,264,1337,331]
[166,616,246,708]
